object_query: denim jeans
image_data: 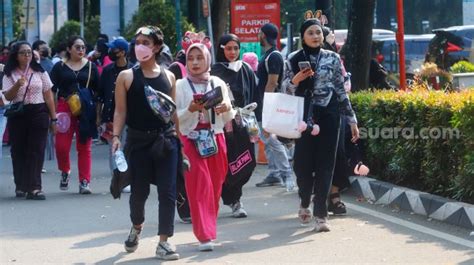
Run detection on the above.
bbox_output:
[258,123,293,179]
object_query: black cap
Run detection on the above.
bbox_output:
[260,23,279,46]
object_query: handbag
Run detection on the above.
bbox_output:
[235,102,260,143]
[4,73,34,118]
[188,129,218,158]
[66,61,91,117]
[262,92,305,139]
[137,66,176,124]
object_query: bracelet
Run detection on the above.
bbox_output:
[51,118,58,122]
[112,135,120,139]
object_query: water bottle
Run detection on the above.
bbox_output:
[114,150,128,172]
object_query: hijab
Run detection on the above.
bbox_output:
[300,19,323,55]
[186,43,211,84]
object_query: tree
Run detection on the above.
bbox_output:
[211,0,230,46]
[343,0,376,91]
[49,20,81,50]
[124,0,194,54]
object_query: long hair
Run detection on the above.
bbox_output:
[216,34,241,63]
[3,41,44,77]
[65,35,87,60]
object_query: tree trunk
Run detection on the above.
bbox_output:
[344,0,376,91]
[211,0,230,46]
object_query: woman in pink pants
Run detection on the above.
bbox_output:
[175,42,234,252]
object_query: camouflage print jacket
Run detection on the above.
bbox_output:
[282,49,357,124]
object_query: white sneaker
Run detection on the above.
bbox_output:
[122,185,131,193]
[156,241,180,260]
[231,202,248,218]
[198,241,215,252]
[298,207,312,224]
[313,217,330,232]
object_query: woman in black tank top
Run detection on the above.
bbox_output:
[111,26,180,261]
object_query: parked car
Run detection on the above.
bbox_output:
[374,34,434,78]
[334,29,396,48]
[426,25,474,70]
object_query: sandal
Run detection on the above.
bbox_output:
[26,190,46,200]
[328,192,346,215]
[298,207,312,224]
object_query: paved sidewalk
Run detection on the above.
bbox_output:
[0,144,473,264]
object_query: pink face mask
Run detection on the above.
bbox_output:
[135,44,153,62]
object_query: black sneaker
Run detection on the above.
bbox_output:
[255,175,283,187]
[124,226,141,253]
[60,172,69,190]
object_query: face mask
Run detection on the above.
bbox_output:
[108,50,119,61]
[135,45,153,62]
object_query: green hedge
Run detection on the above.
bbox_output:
[351,90,474,203]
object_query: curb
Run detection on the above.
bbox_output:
[349,176,474,229]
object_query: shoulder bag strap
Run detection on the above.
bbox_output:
[186,78,198,94]
[85,61,92,88]
[22,73,34,102]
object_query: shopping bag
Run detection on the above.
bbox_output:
[224,119,256,187]
[262,92,304,139]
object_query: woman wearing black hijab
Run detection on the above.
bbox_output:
[282,19,359,232]
[211,34,258,218]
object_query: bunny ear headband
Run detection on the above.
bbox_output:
[304,9,328,25]
[181,31,213,52]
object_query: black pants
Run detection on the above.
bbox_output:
[332,116,351,191]
[293,97,340,218]
[127,131,178,237]
[8,103,49,192]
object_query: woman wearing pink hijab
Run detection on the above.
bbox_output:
[175,43,234,252]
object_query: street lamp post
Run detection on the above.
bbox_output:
[79,0,84,38]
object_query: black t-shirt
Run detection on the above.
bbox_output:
[255,47,283,121]
[50,61,100,99]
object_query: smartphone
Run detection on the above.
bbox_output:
[193,93,204,103]
[298,61,311,71]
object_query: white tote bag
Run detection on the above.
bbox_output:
[262,92,304,139]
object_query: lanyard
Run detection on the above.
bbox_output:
[187,78,216,124]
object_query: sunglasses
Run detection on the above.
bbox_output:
[135,26,158,36]
[18,50,32,56]
[73,45,86,51]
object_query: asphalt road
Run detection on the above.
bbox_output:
[1,143,473,264]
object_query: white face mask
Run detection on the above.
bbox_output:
[228,61,243,72]
[135,44,153,62]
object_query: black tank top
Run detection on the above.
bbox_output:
[126,66,172,131]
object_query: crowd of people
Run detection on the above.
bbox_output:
[1,17,365,260]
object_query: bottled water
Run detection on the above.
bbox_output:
[114,150,128,172]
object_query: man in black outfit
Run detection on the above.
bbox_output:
[97,38,133,144]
